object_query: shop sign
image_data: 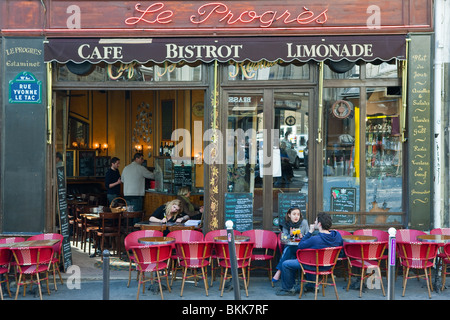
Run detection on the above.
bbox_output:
[9,71,42,104]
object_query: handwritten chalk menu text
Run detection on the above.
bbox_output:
[330,187,356,224]
[56,164,73,271]
[224,193,253,232]
[278,193,307,218]
[408,34,432,229]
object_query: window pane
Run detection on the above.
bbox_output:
[228,61,310,81]
[365,87,403,222]
[366,61,398,78]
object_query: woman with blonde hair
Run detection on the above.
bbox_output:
[149,199,189,224]
[177,186,203,220]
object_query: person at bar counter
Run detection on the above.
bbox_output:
[105,157,121,205]
[149,199,189,235]
[177,186,203,220]
[121,153,154,212]
[275,212,343,296]
[272,207,309,282]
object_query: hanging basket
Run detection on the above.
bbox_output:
[110,197,127,213]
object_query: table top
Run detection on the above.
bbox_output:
[417,234,450,243]
[134,221,198,231]
[342,235,377,243]
[0,239,60,248]
[213,235,250,243]
[138,237,175,245]
[281,238,302,246]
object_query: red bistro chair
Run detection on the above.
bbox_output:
[0,247,12,300]
[440,243,450,291]
[430,228,450,270]
[353,229,389,275]
[242,229,278,286]
[296,246,342,300]
[215,241,254,297]
[344,241,387,298]
[176,241,213,297]
[396,241,439,298]
[334,230,352,280]
[27,233,64,290]
[124,230,164,287]
[167,230,204,283]
[130,244,172,300]
[0,237,26,244]
[11,245,54,300]
[396,229,427,242]
[205,229,241,286]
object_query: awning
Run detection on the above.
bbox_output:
[44,35,406,65]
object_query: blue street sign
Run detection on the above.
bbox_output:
[9,71,42,104]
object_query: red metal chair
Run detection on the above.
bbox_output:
[27,233,64,290]
[205,229,241,286]
[130,244,172,300]
[396,241,439,298]
[167,229,204,283]
[296,246,342,300]
[395,229,427,242]
[430,228,450,235]
[344,241,387,298]
[353,229,389,276]
[0,237,26,244]
[333,229,352,280]
[440,242,450,291]
[176,241,213,296]
[215,241,254,297]
[242,229,278,286]
[11,245,54,300]
[0,247,12,300]
[124,229,164,287]
[430,228,450,271]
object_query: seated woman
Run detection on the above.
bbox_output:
[149,199,189,235]
[176,187,203,220]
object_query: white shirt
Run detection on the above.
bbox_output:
[121,161,154,196]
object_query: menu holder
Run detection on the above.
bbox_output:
[224,193,253,232]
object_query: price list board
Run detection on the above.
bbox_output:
[330,187,356,225]
[224,193,253,232]
[56,164,73,271]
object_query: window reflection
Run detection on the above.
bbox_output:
[228,61,310,81]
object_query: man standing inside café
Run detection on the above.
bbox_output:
[105,157,121,205]
[121,153,154,212]
[275,212,343,296]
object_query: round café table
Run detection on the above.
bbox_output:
[138,237,175,245]
[213,235,250,243]
[342,235,377,243]
[417,234,450,243]
[281,238,302,246]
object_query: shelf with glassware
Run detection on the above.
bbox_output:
[153,156,200,194]
[365,116,402,178]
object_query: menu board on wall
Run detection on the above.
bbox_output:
[330,187,356,225]
[278,193,307,218]
[78,150,95,176]
[56,164,73,271]
[224,193,253,232]
[408,34,432,229]
[174,165,192,193]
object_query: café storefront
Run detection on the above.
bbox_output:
[0,0,434,236]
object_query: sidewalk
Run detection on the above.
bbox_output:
[4,243,449,301]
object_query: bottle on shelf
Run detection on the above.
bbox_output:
[159,142,163,156]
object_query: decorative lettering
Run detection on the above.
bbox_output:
[125,3,173,25]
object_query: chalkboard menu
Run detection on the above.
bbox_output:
[66,150,75,177]
[95,156,110,177]
[224,193,253,232]
[78,150,95,176]
[330,187,356,224]
[278,193,307,218]
[174,166,192,188]
[56,164,73,271]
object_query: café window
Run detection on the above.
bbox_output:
[227,60,310,81]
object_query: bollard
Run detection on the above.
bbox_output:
[387,227,396,300]
[103,249,110,300]
[225,220,241,300]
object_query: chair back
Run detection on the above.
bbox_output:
[130,244,172,270]
[176,241,213,266]
[334,229,352,236]
[443,243,450,259]
[0,237,25,244]
[353,229,389,241]
[0,247,12,266]
[395,229,426,242]
[122,211,145,234]
[242,229,277,251]
[11,246,54,267]
[215,241,254,268]
[27,233,64,253]
[344,241,387,261]
[430,228,450,235]
[396,242,439,267]
[124,230,164,249]
[99,212,122,235]
[205,229,242,241]
[167,229,204,242]
[296,246,342,268]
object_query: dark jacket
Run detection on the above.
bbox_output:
[297,230,343,250]
[105,168,121,195]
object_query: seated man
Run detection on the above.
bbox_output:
[276,212,343,296]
